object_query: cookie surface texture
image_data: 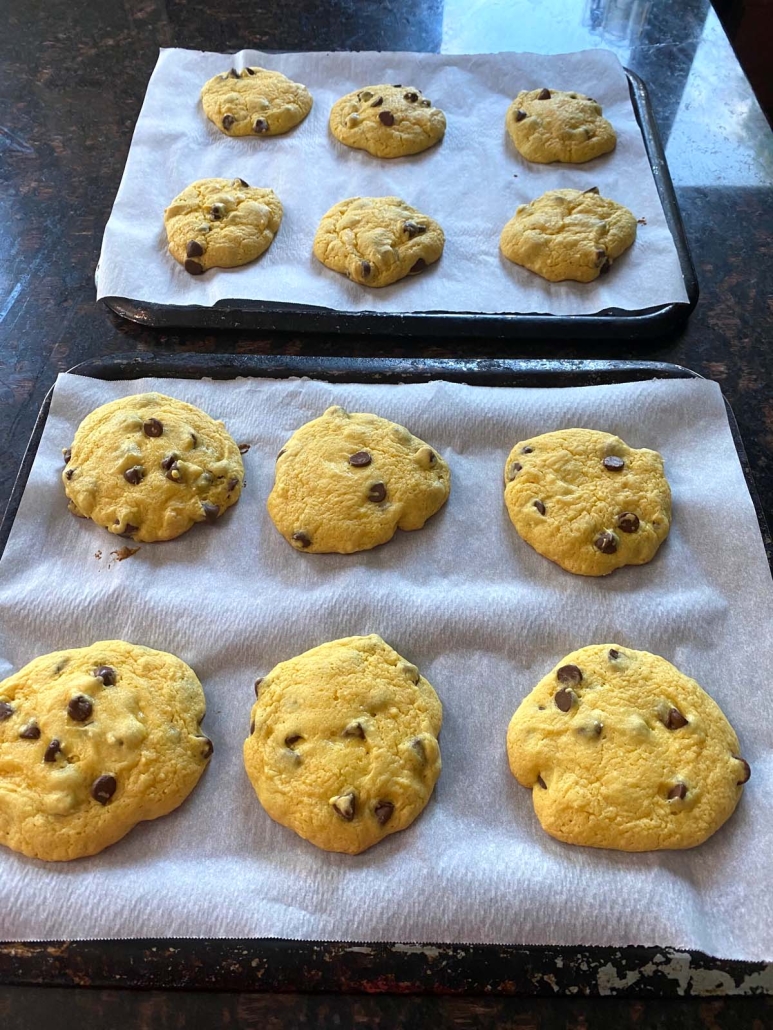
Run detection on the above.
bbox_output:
[0,641,212,861]
[506,88,616,164]
[329,84,445,158]
[201,66,312,137]
[504,428,670,576]
[499,188,636,283]
[507,645,750,851]
[313,196,444,287]
[267,405,450,553]
[164,178,283,275]
[63,391,245,543]
[244,634,443,854]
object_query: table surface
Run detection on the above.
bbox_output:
[1,0,772,1023]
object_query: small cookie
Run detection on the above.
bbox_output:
[329,84,445,158]
[500,188,636,283]
[267,405,450,553]
[313,196,444,287]
[244,634,442,854]
[0,641,212,861]
[507,645,750,851]
[504,429,670,576]
[201,66,312,137]
[506,88,616,164]
[63,392,245,543]
[164,178,282,275]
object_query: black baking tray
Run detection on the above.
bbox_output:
[0,355,769,997]
[100,71,699,340]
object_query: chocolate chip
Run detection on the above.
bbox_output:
[370,95,383,107]
[184,259,204,275]
[599,258,612,275]
[608,649,621,660]
[392,84,403,87]
[578,721,604,738]
[67,695,93,722]
[190,433,198,447]
[162,456,180,480]
[292,531,311,548]
[617,512,640,533]
[378,110,395,126]
[63,448,72,464]
[123,465,144,485]
[533,500,546,515]
[668,783,687,800]
[404,220,427,239]
[374,800,394,826]
[360,260,372,278]
[19,722,40,740]
[583,186,600,195]
[228,68,239,78]
[332,792,356,822]
[246,68,255,76]
[202,502,219,523]
[594,531,618,554]
[285,734,303,748]
[222,114,236,131]
[92,774,117,805]
[254,677,263,697]
[211,203,225,220]
[603,456,625,471]
[521,446,534,454]
[93,666,116,686]
[349,451,372,467]
[662,707,688,730]
[143,418,163,438]
[557,664,583,685]
[507,461,522,481]
[250,718,255,735]
[0,702,13,721]
[735,757,751,785]
[123,524,139,535]
[227,476,239,492]
[65,468,75,480]
[515,109,527,121]
[44,739,61,762]
[199,736,214,759]
[368,482,387,503]
[254,118,269,133]
[238,443,251,454]
[186,240,204,259]
[420,98,431,107]
[359,90,374,101]
[235,177,249,187]
[411,738,427,763]
[537,775,547,789]
[343,722,366,739]
[276,448,286,460]
[409,258,427,275]
[555,687,575,712]
[404,91,419,102]
[537,88,551,100]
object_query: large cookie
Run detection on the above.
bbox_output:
[329,84,446,158]
[200,66,312,137]
[0,641,212,861]
[63,392,245,543]
[506,88,616,164]
[500,188,636,283]
[267,405,450,553]
[313,196,444,287]
[503,428,671,576]
[507,645,750,851]
[244,635,442,854]
[164,178,282,275]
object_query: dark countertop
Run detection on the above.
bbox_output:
[1,0,772,1024]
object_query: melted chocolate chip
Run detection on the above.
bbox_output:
[185,259,204,276]
[557,664,583,685]
[368,482,387,503]
[238,443,251,454]
[331,791,356,821]
[514,109,527,121]
[555,688,575,712]
[0,702,14,720]
[190,433,198,447]
[65,468,75,480]
[222,114,236,130]
[250,718,255,735]
[411,738,427,763]
[668,783,688,800]
[92,774,117,805]
[44,739,62,762]
[122,524,139,536]
[404,220,427,239]
[67,695,93,722]
[404,91,419,102]
[583,186,600,195]
[292,531,311,548]
[599,258,612,275]
[228,68,239,78]
[359,90,374,101]
[537,775,547,789]
[663,707,688,730]
[507,461,522,481]
[420,98,431,107]
[93,666,116,686]
[608,649,621,660]
[63,448,72,464]
[378,110,395,126]
[603,455,625,471]
[143,418,163,438]
[343,722,366,739]
[595,531,618,554]
[735,757,751,785]
[202,502,219,523]
[122,465,144,485]
[254,118,269,133]
[409,258,427,275]
[374,800,394,826]
[360,260,372,278]
[349,451,372,467]
[370,96,383,107]
[254,677,263,697]
[537,88,551,100]
[199,737,214,759]
[227,476,239,492]
[186,240,204,259]
[533,500,546,515]
[19,722,40,740]
[285,734,303,748]
[617,512,640,533]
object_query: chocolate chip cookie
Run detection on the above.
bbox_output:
[244,634,442,854]
[313,196,444,287]
[506,88,616,164]
[499,188,637,283]
[267,405,450,553]
[164,178,283,275]
[329,84,446,158]
[63,392,245,543]
[201,66,312,137]
[0,641,212,861]
[507,645,750,851]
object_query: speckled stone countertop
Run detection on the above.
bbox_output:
[1,0,772,1024]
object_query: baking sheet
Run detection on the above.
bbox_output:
[96,48,689,315]
[0,372,770,962]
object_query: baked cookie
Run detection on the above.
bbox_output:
[503,429,670,576]
[313,197,444,287]
[63,392,245,543]
[201,66,312,137]
[506,88,616,164]
[164,178,282,275]
[500,188,636,283]
[267,405,450,553]
[507,645,750,851]
[0,641,212,861]
[244,634,442,854]
[329,84,445,158]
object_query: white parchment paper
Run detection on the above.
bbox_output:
[96,48,689,315]
[0,372,771,961]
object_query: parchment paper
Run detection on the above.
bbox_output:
[0,372,771,961]
[96,48,689,315]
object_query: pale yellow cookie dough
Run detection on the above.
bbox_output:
[267,405,450,553]
[63,392,244,543]
[506,88,616,164]
[503,428,671,576]
[0,641,212,861]
[244,634,443,854]
[201,66,312,137]
[164,178,283,275]
[507,645,750,851]
[329,84,445,157]
[313,196,444,287]
[500,188,637,283]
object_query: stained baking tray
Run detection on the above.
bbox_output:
[100,71,699,340]
[0,355,769,995]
